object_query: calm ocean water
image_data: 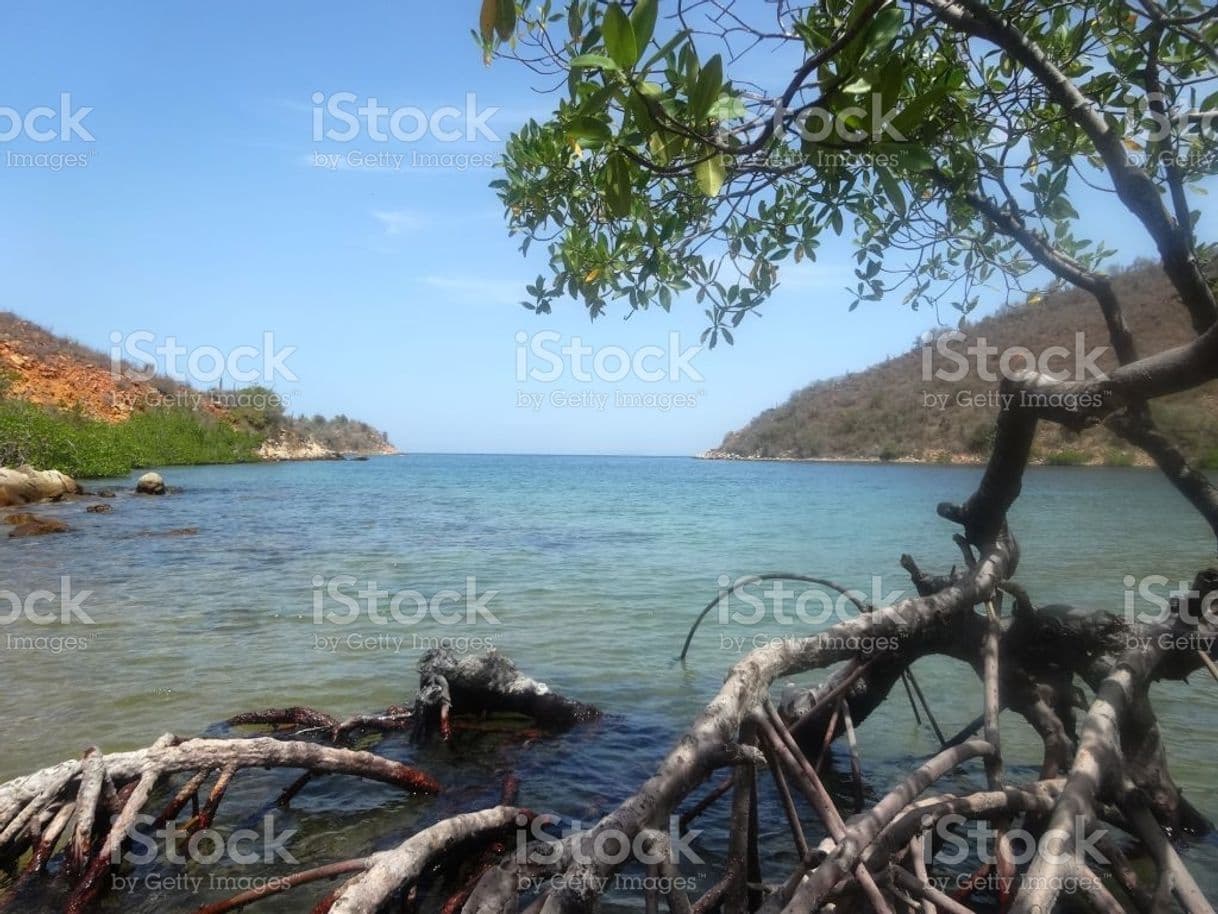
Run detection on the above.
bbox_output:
[2,455,1216,909]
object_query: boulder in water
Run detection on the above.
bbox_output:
[8,516,70,538]
[135,472,167,495]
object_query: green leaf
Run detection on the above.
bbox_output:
[695,155,726,197]
[566,115,612,145]
[690,54,724,121]
[639,28,689,71]
[876,166,906,216]
[602,4,639,68]
[495,0,516,41]
[624,89,657,134]
[478,0,499,63]
[891,143,935,173]
[648,131,674,165]
[630,0,659,51]
[479,0,497,45]
[863,6,904,57]
[604,153,633,218]
[795,21,830,50]
[842,77,873,95]
[891,84,948,136]
[569,53,621,70]
[875,56,905,113]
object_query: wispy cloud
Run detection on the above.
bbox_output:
[778,262,853,292]
[422,275,523,305]
[372,209,425,235]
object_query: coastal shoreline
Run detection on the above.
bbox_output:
[695,450,1157,468]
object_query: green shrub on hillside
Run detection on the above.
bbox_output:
[222,385,288,434]
[0,400,260,478]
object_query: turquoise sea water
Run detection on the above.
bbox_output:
[2,455,1216,909]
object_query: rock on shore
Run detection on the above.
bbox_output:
[0,466,80,506]
[257,432,341,462]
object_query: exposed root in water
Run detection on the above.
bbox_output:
[0,650,597,913]
[227,649,600,750]
[0,734,440,914]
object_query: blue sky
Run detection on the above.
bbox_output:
[0,0,1210,455]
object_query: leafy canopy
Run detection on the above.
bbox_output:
[479,0,1218,344]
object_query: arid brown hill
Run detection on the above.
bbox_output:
[706,261,1218,466]
[0,311,395,456]
[0,312,201,423]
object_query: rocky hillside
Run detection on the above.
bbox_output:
[0,312,396,470]
[704,262,1218,467]
[0,313,214,423]
[287,414,395,456]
